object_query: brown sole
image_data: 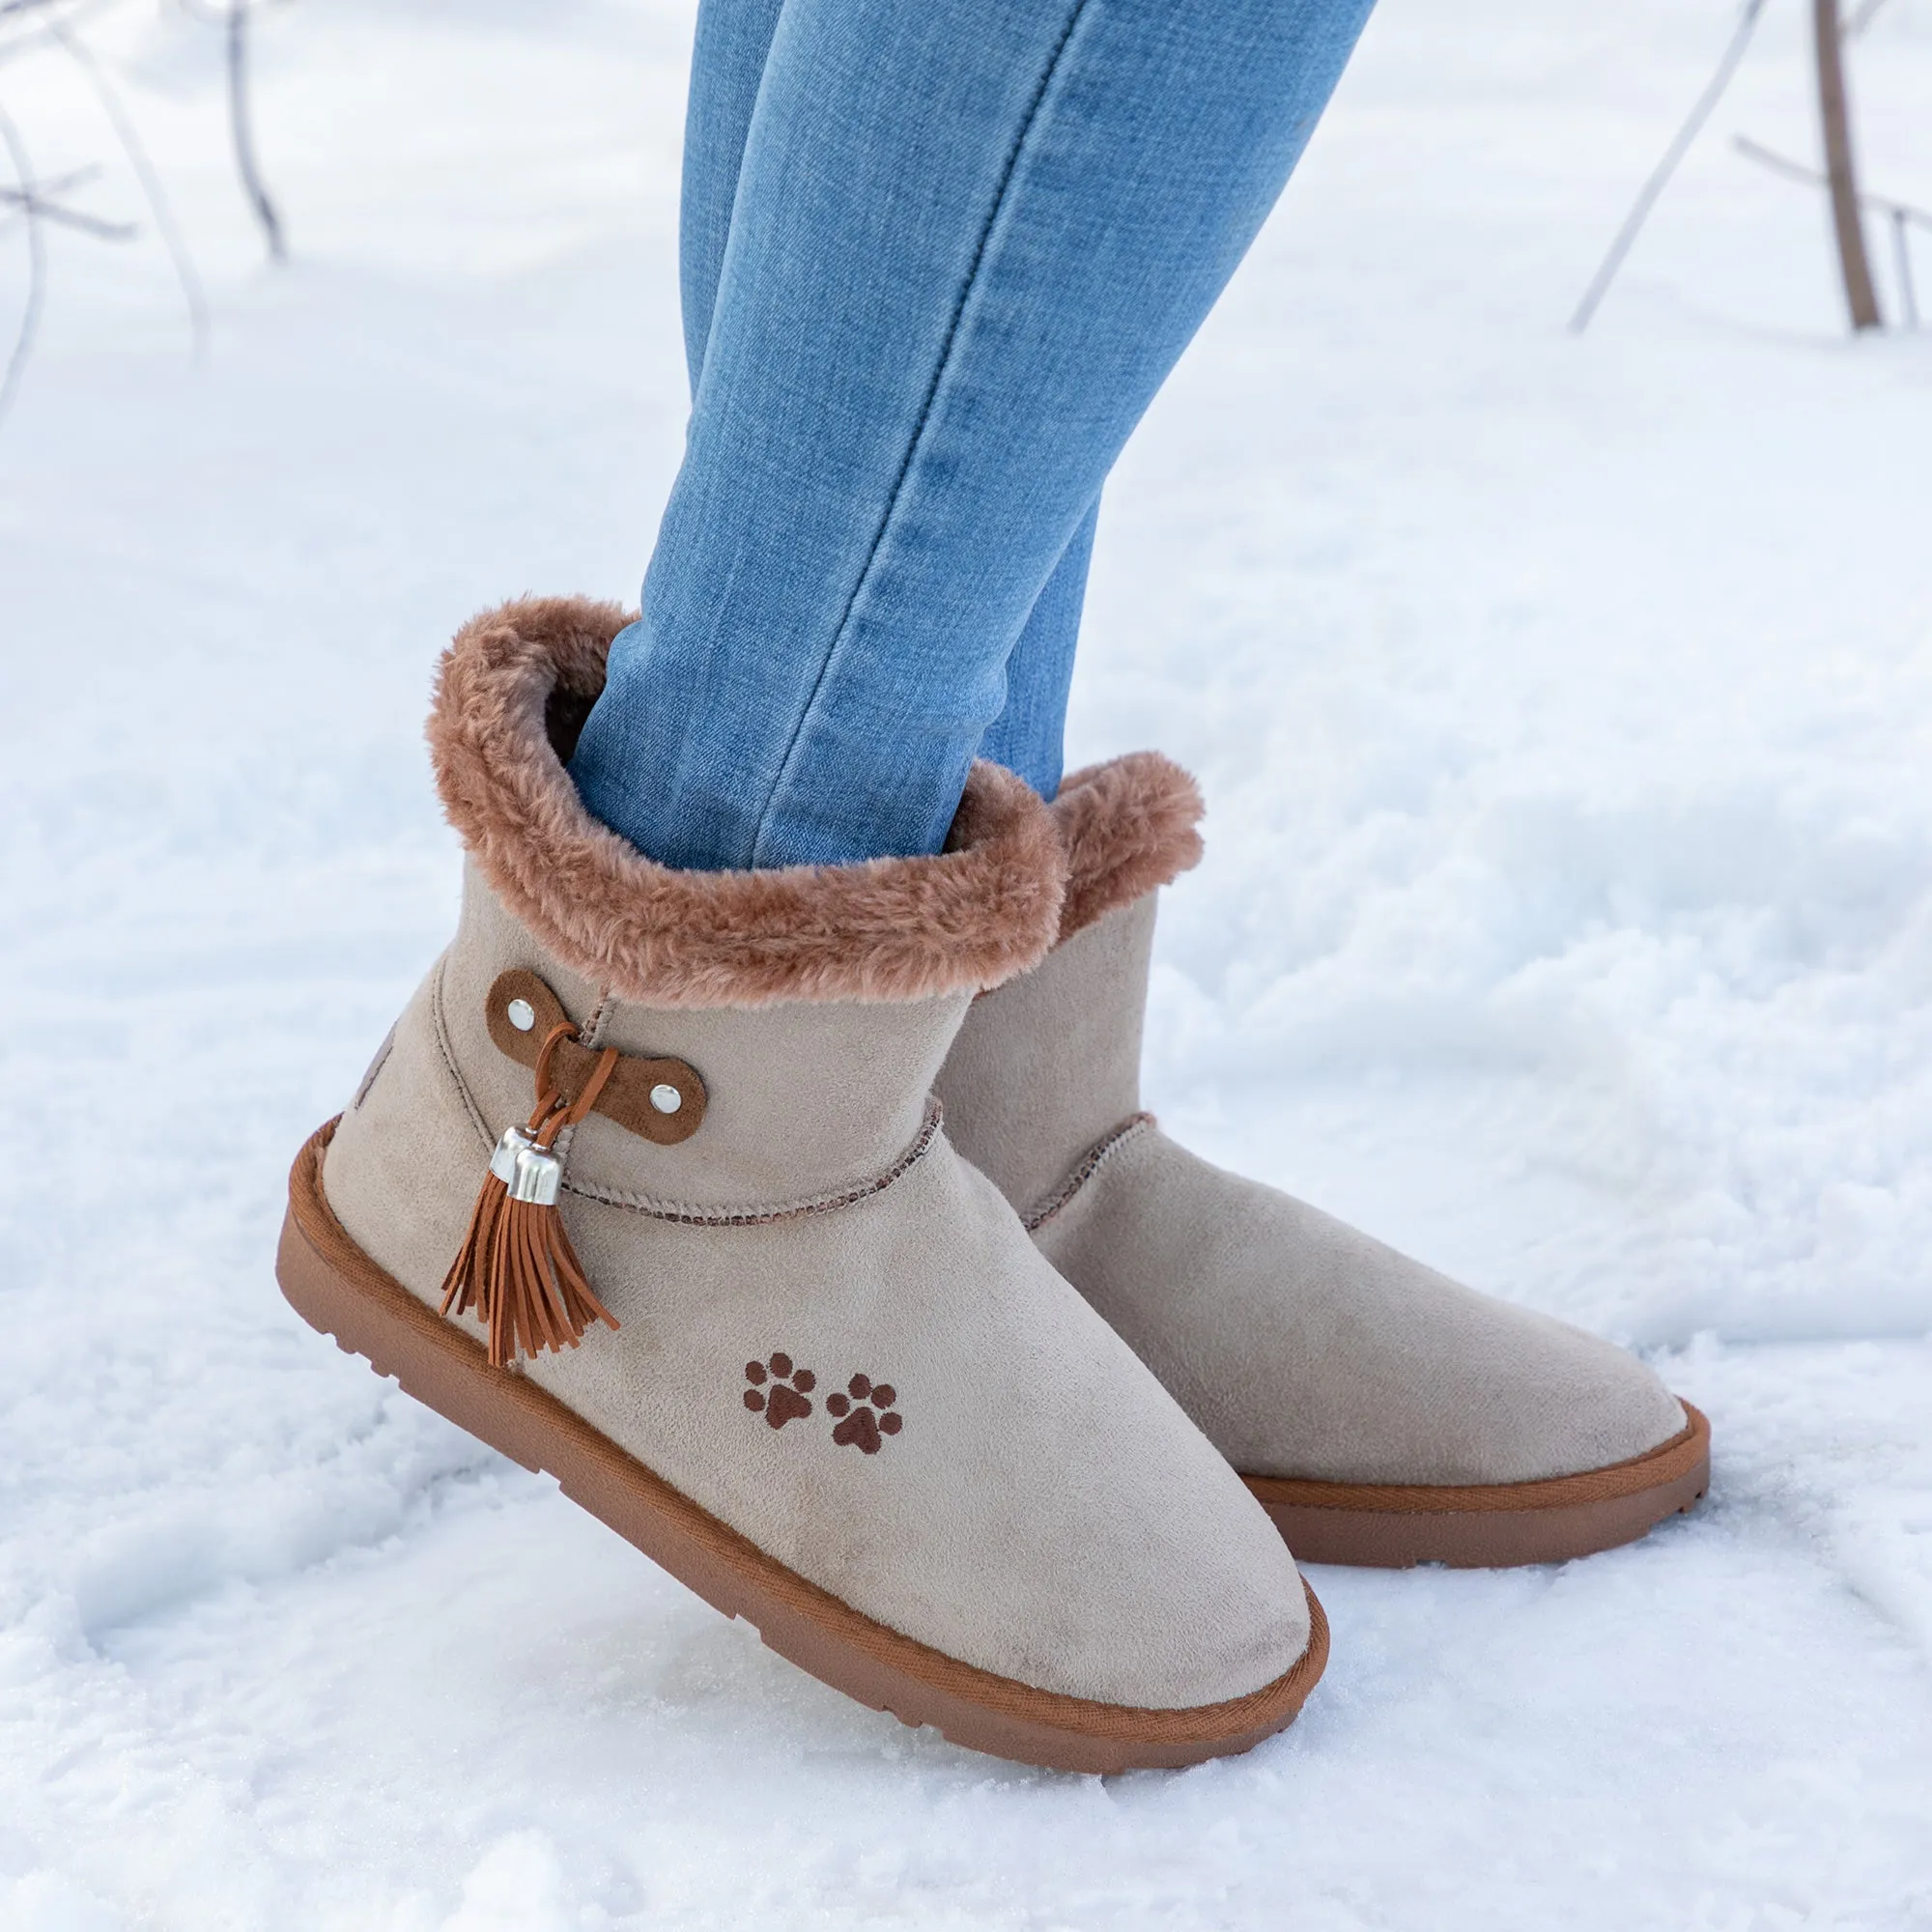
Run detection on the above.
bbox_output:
[1242,1405,1711,1568]
[278,1121,1326,1774]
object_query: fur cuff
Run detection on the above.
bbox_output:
[1050,753,1206,943]
[428,596,1066,1009]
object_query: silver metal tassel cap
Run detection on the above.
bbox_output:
[509,1143,562,1206]
[489,1124,534,1185]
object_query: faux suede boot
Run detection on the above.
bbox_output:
[934,753,1711,1568]
[277,600,1325,1772]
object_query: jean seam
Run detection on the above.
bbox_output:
[747,0,1095,867]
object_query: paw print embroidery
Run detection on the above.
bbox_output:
[745,1352,815,1429]
[827,1374,902,1455]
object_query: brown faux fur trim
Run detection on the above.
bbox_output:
[428,596,1066,1009]
[1049,752,1206,943]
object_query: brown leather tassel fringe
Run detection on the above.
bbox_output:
[440,1023,622,1368]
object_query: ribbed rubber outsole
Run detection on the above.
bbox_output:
[278,1121,1327,1773]
[1243,1406,1711,1568]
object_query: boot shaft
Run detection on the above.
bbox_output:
[936,892,1154,1215]
[442,864,968,1212]
[936,750,1208,1216]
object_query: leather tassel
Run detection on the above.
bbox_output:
[479,1119,618,1368]
[439,1026,623,1368]
[436,1123,527,1325]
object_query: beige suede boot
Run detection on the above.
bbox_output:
[935,753,1710,1569]
[277,600,1324,1772]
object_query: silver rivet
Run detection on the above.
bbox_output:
[649,1083,682,1115]
[506,998,537,1032]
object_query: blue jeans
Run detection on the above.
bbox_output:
[570,0,1374,870]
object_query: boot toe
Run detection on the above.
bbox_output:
[998,1391,1314,1711]
[1474,1317,1688,1481]
[1041,1131,1693,1488]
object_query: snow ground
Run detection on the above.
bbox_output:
[3,0,1931,1924]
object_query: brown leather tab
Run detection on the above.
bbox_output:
[484,970,706,1145]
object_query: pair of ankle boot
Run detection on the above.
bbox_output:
[280,597,1710,1773]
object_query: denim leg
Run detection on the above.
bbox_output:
[675,0,1099,804]
[572,0,1376,870]
[678,0,784,394]
[975,498,1096,797]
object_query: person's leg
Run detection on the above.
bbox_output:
[679,0,1101,804]
[974,498,1095,794]
[677,0,783,392]
[571,0,1374,870]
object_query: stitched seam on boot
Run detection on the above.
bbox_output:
[1021,1113,1155,1233]
[431,953,497,1157]
[580,988,617,1049]
[350,1022,397,1112]
[562,1096,945,1226]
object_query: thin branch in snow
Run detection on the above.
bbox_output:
[175,0,289,262]
[1812,0,1882,329]
[226,1,284,260]
[42,11,210,360]
[1569,0,1770,333]
[0,92,45,428]
[1734,136,1932,232]
[0,160,99,200]
[1735,135,1929,327]
[0,163,139,240]
[1895,214,1922,328]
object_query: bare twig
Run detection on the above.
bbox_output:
[0,191,136,239]
[42,13,209,358]
[226,1,283,259]
[0,167,138,240]
[0,159,98,215]
[1894,212,1921,327]
[175,0,288,261]
[1813,0,1882,328]
[0,92,45,427]
[1734,137,1932,231]
[1842,0,1893,34]
[1735,135,1928,327]
[4,161,99,196]
[1570,0,1770,332]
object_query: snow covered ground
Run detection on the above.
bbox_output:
[4,0,1931,1923]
